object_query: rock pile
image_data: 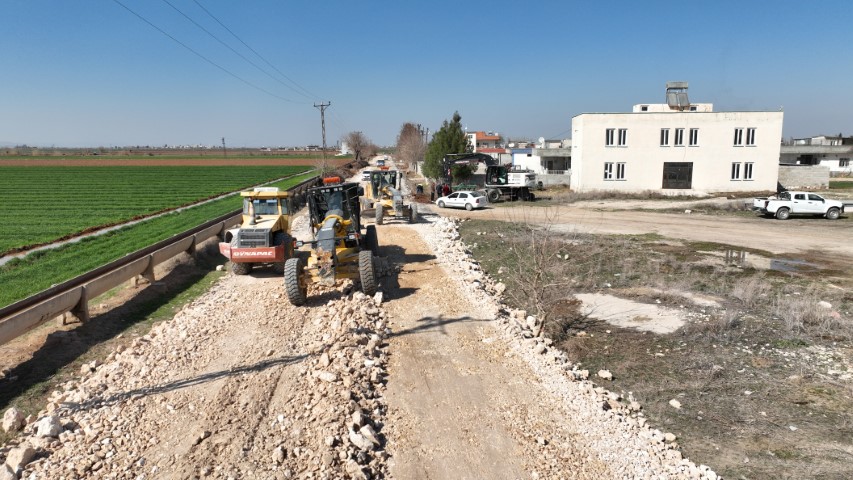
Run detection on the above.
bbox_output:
[2,271,390,479]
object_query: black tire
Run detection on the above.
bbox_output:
[365,224,379,254]
[232,262,252,275]
[528,192,536,201]
[272,231,292,274]
[438,200,445,208]
[465,202,473,211]
[776,208,790,220]
[487,189,501,203]
[826,207,840,220]
[284,257,307,306]
[375,205,384,225]
[359,250,377,296]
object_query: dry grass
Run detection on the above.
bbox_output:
[459,218,853,480]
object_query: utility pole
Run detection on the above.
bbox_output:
[314,101,331,173]
[221,137,227,158]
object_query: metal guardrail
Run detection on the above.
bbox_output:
[0,174,321,346]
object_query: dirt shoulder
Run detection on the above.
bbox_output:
[443,203,853,256]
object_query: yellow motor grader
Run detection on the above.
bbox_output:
[219,187,294,275]
[284,177,379,306]
[362,169,416,225]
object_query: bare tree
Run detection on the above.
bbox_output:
[342,131,370,165]
[364,143,379,159]
[395,122,426,172]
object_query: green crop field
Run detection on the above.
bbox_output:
[0,166,311,254]
[0,172,316,309]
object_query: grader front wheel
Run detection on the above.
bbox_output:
[284,257,307,306]
[359,250,377,296]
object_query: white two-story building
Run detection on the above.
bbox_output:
[570,86,784,193]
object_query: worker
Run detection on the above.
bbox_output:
[442,184,450,196]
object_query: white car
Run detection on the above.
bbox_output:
[360,170,374,182]
[435,190,488,211]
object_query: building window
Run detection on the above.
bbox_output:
[746,128,756,146]
[689,128,699,146]
[840,158,850,167]
[604,162,613,180]
[744,162,753,180]
[733,128,744,146]
[616,162,626,180]
[618,128,627,146]
[689,106,697,111]
[605,128,615,146]
[674,128,684,146]
[731,162,741,180]
[660,128,670,146]
[641,105,648,111]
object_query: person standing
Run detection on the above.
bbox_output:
[442,183,450,196]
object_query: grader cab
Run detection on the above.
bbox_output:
[362,169,416,225]
[284,178,379,306]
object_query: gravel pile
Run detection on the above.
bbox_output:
[2,272,391,479]
[414,214,720,480]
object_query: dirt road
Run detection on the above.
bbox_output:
[7,212,712,478]
[380,224,609,478]
[440,203,853,256]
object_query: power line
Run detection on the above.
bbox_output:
[191,0,321,101]
[111,0,298,103]
[161,0,310,103]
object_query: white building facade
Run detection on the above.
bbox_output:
[570,105,784,193]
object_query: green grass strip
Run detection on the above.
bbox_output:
[0,165,312,253]
[0,172,316,309]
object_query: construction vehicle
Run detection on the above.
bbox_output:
[284,177,379,306]
[443,153,537,202]
[219,187,295,275]
[362,168,417,225]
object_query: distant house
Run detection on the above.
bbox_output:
[781,135,852,174]
[466,131,505,156]
[570,83,784,193]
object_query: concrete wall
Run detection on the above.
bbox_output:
[571,110,784,193]
[512,150,542,172]
[778,165,830,190]
[819,158,852,174]
[539,172,571,186]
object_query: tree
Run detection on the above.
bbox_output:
[342,131,370,164]
[423,111,471,181]
[395,122,426,172]
[450,164,474,182]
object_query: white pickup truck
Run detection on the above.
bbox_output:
[752,191,845,220]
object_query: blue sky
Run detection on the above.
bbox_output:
[2,0,852,148]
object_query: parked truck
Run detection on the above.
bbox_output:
[752,191,845,220]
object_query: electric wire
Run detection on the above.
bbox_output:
[111,0,298,103]
[161,0,309,103]
[191,0,321,101]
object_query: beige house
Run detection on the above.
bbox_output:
[570,97,784,193]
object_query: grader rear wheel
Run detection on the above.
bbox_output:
[375,205,384,225]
